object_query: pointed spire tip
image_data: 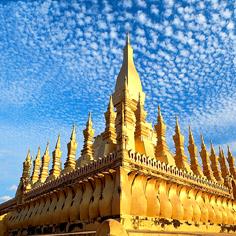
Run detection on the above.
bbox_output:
[56,134,61,148]
[188,125,191,132]
[88,112,92,122]
[71,124,76,140]
[126,32,130,45]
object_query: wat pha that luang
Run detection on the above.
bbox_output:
[0,35,236,236]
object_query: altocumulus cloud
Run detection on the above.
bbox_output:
[0,0,235,196]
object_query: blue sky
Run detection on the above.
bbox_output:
[0,0,235,202]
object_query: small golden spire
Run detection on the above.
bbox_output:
[188,126,203,176]
[108,95,114,112]
[71,124,76,141]
[63,125,78,173]
[48,135,62,181]
[209,142,224,184]
[15,149,32,198]
[38,143,51,183]
[22,149,32,180]
[79,113,95,166]
[199,135,216,181]
[154,106,175,165]
[31,147,41,185]
[173,117,190,171]
[219,147,230,182]
[175,116,180,134]
[134,92,149,143]
[227,146,236,179]
[103,96,116,145]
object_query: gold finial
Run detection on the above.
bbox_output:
[79,111,95,167]
[227,145,231,156]
[173,117,190,171]
[210,140,213,149]
[219,147,230,182]
[23,149,31,175]
[200,134,206,149]
[227,145,236,179]
[188,126,194,144]
[175,116,181,134]
[45,142,49,155]
[199,135,216,181]
[38,143,51,183]
[210,140,216,155]
[63,125,78,173]
[31,146,41,185]
[157,105,163,122]
[158,105,161,115]
[210,140,216,156]
[126,32,130,45]
[209,142,224,184]
[103,95,116,145]
[87,112,92,126]
[16,149,32,197]
[26,149,31,161]
[47,134,62,181]
[175,116,180,129]
[85,112,93,131]
[71,124,76,140]
[188,126,202,176]
[108,96,114,111]
[55,134,61,149]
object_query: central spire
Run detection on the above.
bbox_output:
[113,33,144,105]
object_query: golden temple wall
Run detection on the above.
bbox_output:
[2,149,235,235]
[120,151,236,234]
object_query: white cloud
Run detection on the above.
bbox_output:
[197,14,207,25]
[123,0,132,8]
[150,5,159,15]
[136,0,147,8]
[227,21,234,30]
[221,9,232,19]
[136,11,147,24]
[165,26,173,37]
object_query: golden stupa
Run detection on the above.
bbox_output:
[0,35,235,236]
